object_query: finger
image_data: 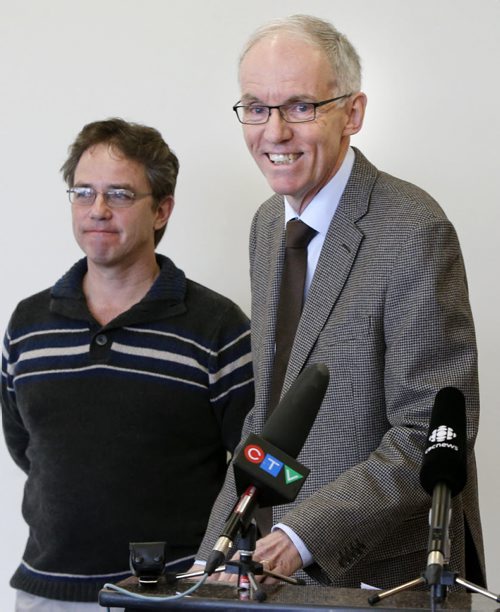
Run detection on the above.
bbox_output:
[209,570,238,584]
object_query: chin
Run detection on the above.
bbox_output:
[267,179,302,198]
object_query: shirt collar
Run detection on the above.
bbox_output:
[284,146,355,235]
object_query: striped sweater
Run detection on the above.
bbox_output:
[1,255,254,602]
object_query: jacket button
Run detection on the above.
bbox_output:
[95,334,108,346]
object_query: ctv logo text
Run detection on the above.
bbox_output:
[243,443,303,484]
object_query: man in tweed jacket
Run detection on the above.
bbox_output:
[195,14,485,589]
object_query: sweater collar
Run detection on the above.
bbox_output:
[50,255,187,328]
[52,255,186,305]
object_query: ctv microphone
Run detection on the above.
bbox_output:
[205,363,329,575]
[419,387,467,586]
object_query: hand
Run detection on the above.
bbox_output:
[253,529,302,583]
[207,529,302,585]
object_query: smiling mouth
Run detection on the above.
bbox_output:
[268,153,301,165]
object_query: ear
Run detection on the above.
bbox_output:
[343,92,367,137]
[154,195,175,230]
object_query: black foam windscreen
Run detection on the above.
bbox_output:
[419,387,467,497]
[261,363,329,459]
[232,362,329,506]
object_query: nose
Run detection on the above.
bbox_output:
[263,108,293,142]
[89,193,112,219]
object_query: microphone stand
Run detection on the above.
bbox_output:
[224,520,305,602]
[367,568,500,609]
[368,490,499,608]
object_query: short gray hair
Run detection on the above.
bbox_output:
[239,14,362,96]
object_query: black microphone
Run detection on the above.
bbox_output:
[205,363,329,575]
[419,387,467,586]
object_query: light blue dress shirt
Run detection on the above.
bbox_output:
[275,146,355,567]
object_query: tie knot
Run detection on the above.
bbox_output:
[285,219,317,248]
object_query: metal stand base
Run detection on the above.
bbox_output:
[368,568,500,608]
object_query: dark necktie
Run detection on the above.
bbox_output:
[269,219,317,412]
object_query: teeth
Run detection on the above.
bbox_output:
[269,153,299,164]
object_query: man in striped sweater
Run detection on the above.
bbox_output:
[1,118,254,610]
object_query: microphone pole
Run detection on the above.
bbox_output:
[426,481,451,599]
[206,485,258,574]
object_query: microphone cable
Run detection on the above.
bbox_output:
[102,571,209,606]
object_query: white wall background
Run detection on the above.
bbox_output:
[1,0,499,607]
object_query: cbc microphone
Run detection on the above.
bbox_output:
[205,363,329,575]
[419,387,467,585]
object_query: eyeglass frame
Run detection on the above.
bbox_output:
[66,186,153,209]
[232,94,352,125]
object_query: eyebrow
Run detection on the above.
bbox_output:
[107,184,135,191]
[239,94,317,105]
[73,182,135,191]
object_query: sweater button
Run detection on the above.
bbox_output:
[95,334,108,346]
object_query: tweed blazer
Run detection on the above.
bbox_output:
[197,148,485,588]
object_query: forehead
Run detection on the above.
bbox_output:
[74,142,148,186]
[239,34,336,102]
